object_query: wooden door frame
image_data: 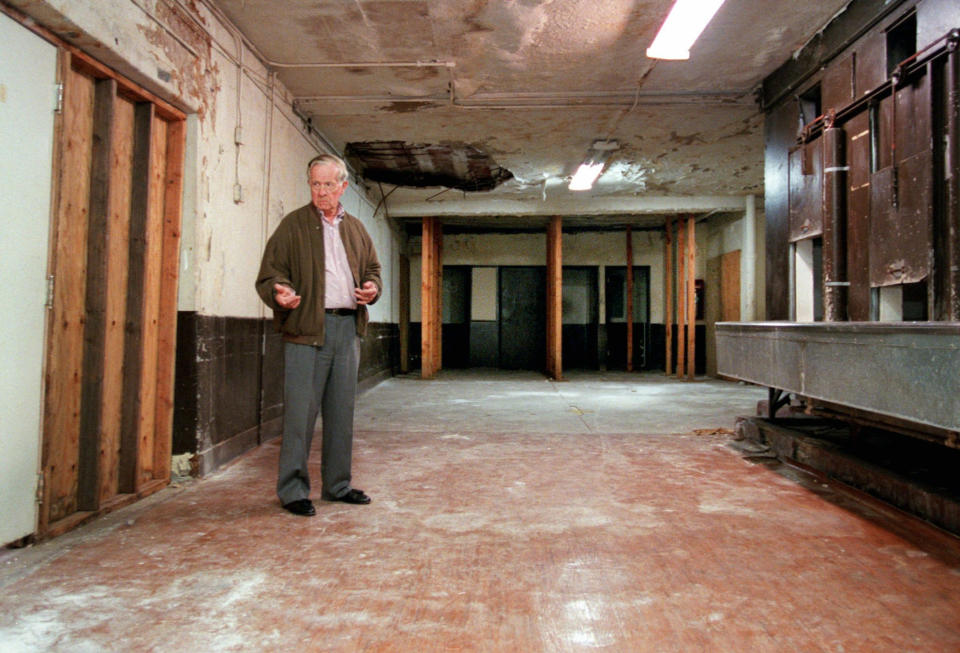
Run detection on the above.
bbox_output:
[28,26,186,537]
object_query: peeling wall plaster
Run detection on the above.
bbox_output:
[8,0,401,321]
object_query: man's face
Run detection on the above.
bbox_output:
[309,162,347,216]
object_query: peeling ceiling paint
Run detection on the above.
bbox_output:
[212,0,853,221]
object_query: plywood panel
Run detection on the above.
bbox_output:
[44,61,94,524]
[720,250,741,322]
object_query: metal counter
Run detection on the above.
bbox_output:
[716,322,960,434]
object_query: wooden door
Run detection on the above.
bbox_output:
[40,46,185,537]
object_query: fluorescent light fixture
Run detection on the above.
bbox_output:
[646,0,725,60]
[569,161,605,191]
[568,140,619,191]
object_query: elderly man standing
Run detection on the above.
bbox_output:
[256,153,382,516]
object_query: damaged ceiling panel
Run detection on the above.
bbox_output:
[345,141,513,192]
[213,0,856,220]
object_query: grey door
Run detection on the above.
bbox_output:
[499,267,546,370]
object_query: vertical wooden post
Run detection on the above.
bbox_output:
[153,116,185,485]
[664,217,673,375]
[77,78,117,511]
[421,217,440,379]
[546,216,563,380]
[118,102,154,494]
[676,218,686,379]
[99,95,134,504]
[686,216,696,380]
[44,56,94,525]
[399,254,410,374]
[626,226,634,372]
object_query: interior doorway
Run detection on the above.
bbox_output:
[605,266,651,370]
[562,266,599,369]
[499,266,546,370]
[442,266,471,368]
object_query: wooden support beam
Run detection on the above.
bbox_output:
[152,116,185,486]
[77,78,117,511]
[399,254,410,374]
[676,217,686,379]
[664,217,673,376]
[44,57,94,525]
[686,216,696,381]
[99,95,134,504]
[421,217,442,379]
[130,112,168,490]
[119,102,154,494]
[626,226,634,372]
[546,216,563,380]
[421,218,435,378]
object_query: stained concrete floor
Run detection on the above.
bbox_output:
[2,370,960,651]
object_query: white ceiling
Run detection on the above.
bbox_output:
[212,0,852,225]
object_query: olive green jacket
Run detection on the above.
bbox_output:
[255,203,382,345]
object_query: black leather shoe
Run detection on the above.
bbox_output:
[325,489,371,505]
[283,499,316,516]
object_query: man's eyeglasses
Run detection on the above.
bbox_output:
[311,181,343,191]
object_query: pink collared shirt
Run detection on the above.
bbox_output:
[321,205,357,310]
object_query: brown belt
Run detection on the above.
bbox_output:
[325,308,356,316]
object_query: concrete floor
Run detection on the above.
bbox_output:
[2,370,960,651]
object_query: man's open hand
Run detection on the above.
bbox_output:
[354,281,378,305]
[274,283,301,309]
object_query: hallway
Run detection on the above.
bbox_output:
[2,371,959,651]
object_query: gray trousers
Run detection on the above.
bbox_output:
[277,314,359,504]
